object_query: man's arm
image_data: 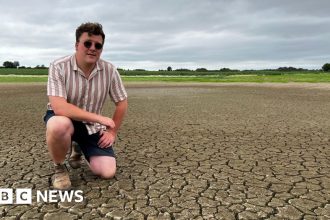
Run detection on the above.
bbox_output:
[110,99,128,134]
[49,96,115,128]
[98,99,128,148]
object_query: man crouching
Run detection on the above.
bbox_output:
[43,22,128,190]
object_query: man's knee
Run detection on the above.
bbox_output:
[99,168,116,179]
[46,116,74,138]
[89,157,116,179]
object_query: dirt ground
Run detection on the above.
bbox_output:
[0,83,329,219]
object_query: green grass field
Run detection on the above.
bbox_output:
[0,68,329,83]
[0,68,48,75]
[1,73,330,83]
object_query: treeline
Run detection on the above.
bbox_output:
[118,66,324,76]
[2,60,330,76]
[120,66,316,72]
[0,67,325,76]
[118,69,323,76]
[2,61,47,69]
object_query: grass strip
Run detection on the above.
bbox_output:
[1,74,330,83]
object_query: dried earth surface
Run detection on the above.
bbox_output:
[0,83,329,219]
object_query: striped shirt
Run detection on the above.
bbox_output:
[47,54,127,134]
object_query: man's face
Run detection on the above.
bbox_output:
[75,32,103,65]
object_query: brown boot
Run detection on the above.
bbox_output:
[53,163,71,190]
[68,141,82,169]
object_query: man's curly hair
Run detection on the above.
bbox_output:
[76,22,105,43]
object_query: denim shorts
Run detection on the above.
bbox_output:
[43,110,115,162]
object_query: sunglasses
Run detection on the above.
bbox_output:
[83,41,103,50]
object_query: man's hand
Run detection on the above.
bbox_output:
[97,116,116,148]
[98,116,115,129]
[98,130,116,148]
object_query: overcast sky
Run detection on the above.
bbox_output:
[1,0,329,70]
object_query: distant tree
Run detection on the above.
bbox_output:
[3,61,15,68]
[175,68,191,71]
[167,66,172,71]
[277,66,295,71]
[196,68,208,72]
[34,65,47,69]
[277,66,306,71]
[13,61,20,68]
[219,68,231,72]
[322,63,330,72]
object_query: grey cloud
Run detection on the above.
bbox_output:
[0,0,330,69]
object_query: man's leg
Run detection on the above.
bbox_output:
[88,156,116,179]
[46,116,74,162]
[46,116,74,189]
[68,141,83,169]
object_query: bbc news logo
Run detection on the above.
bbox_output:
[0,188,83,204]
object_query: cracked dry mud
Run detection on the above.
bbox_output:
[0,83,329,220]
